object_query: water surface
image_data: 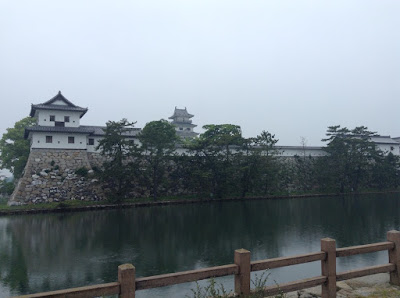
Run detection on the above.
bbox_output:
[1,193,399,297]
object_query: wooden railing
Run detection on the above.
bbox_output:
[15,230,400,298]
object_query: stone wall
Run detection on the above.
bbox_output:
[87,152,107,170]
[9,149,106,205]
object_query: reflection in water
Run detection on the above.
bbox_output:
[1,193,400,297]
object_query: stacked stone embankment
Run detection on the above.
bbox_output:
[9,149,105,205]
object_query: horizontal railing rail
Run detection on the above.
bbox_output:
[14,230,400,298]
[261,276,327,297]
[16,282,120,298]
[336,264,396,281]
[336,241,394,257]
[135,264,239,290]
[250,251,326,271]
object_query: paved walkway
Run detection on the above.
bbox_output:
[273,273,400,297]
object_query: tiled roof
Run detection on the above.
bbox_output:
[30,91,88,118]
[169,107,194,119]
[43,91,77,107]
[176,131,199,138]
[24,126,95,138]
[25,125,141,139]
[171,122,197,128]
[80,125,141,137]
[370,136,400,145]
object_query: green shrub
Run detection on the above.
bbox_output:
[75,167,89,177]
[186,271,285,298]
[57,202,69,208]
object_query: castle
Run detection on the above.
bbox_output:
[8,92,400,205]
[24,91,400,157]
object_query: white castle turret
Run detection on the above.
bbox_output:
[168,107,198,138]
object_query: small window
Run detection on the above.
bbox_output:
[68,137,75,144]
[46,136,53,143]
[64,116,70,122]
[179,127,183,131]
[186,128,190,131]
[50,115,55,121]
[88,138,94,145]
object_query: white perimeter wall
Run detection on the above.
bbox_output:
[277,147,327,157]
[31,132,87,150]
[86,137,140,152]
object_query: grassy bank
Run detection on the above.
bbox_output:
[1,190,400,216]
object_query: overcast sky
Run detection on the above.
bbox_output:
[1,0,399,146]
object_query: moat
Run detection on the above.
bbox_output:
[1,193,400,297]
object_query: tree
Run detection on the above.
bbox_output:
[0,176,14,196]
[369,152,400,190]
[187,124,244,198]
[96,119,139,201]
[235,131,280,197]
[138,120,179,200]
[252,131,281,195]
[293,137,317,192]
[320,125,380,192]
[0,117,36,179]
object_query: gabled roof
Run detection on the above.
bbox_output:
[29,91,88,118]
[169,107,194,119]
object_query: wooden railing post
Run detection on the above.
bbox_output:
[234,249,251,296]
[118,264,135,298]
[321,238,336,298]
[387,230,400,286]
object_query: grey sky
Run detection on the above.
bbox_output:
[1,0,399,146]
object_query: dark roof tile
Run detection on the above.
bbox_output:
[169,107,194,119]
[30,91,88,118]
[24,126,94,139]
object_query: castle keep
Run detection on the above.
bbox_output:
[9,92,199,205]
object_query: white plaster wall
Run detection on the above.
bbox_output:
[30,132,87,150]
[36,110,81,127]
[277,148,327,157]
[86,137,140,153]
[376,143,400,155]
[52,99,68,105]
[86,136,102,153]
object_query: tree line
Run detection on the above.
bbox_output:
[95,120,400,201]
[0,117,399,201]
